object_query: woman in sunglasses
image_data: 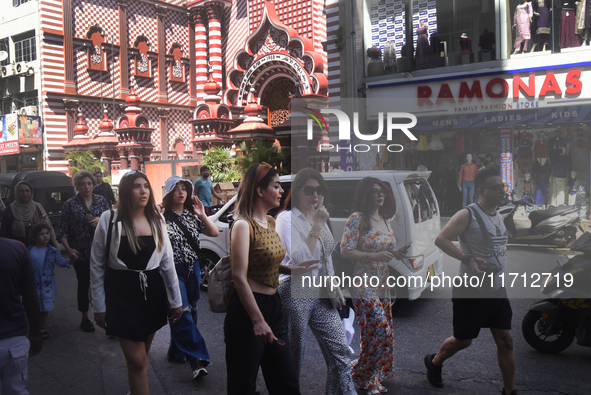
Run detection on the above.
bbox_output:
[89,170,182,395]
[275,168,356,395]
[161,175,219,381]
[225,163,317,395]
[341,177,409,395]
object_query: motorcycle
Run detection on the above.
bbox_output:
[499,194,582,247]
[521,232,591,353]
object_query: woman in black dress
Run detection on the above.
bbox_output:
[90,170,182,395]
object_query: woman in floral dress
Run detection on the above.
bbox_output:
[341,177,410,395]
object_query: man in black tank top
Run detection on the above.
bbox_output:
[425,168,517,395]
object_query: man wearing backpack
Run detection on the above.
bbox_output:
[425,168,516,395]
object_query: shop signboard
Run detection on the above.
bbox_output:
[18,115,42,145]
[366,67,591,119]
[0,114,20,156]
[500,127,513,194]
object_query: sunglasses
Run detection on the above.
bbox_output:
[482,184,506,193]
[255,162,272,184]
[301,186,327,196]
[372,189,386,197]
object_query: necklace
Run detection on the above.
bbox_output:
[253,217,268,226]
[369,214,382,222]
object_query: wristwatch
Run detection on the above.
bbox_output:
[461,254,473,266]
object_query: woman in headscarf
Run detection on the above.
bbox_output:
[0,181,58,247]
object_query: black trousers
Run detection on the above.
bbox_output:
[73,259,91,313]
[224,291,300,395]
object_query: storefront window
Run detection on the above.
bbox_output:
[363,0,499,76]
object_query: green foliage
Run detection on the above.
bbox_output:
[235,140,291,176]
[64,151,106,176]
[201,146,241,182]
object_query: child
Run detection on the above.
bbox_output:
[28,222,69,339]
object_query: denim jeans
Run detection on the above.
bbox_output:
[462,180,475,208]
[167,263,210,366]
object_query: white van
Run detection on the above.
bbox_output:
[198,170,444,309]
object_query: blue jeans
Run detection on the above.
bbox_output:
[168,263,210,366]
[462,180,474,208]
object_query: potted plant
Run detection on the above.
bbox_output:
[366,45,384,77]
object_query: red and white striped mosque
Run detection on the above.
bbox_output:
[37,0,340,173]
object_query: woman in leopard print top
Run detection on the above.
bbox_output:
[162,176,219,381]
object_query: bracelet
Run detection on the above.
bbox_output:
[309,230,320,239]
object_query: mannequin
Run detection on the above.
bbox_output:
[568,171,581,205]
[416,20,430,69]
[550,147,570,206]
[522,173,535,203]
[459,154,479,208]
[534,132,549,166]
[444,159,461,211]
[571,133,589,176]
[459,32,472,51]
[513,0,533,53]
[532,0,552,52]
[478,28,496,60]
[533,159,551,206]
[429,30,443,67]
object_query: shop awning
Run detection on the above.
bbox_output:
[412,105,591,131]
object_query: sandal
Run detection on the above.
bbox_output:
[378,384,388,393]
[40,328,49,340]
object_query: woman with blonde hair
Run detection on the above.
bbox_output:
[90,170,182,395]
[224,163,317,395]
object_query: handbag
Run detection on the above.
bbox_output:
[208,218,255,313]
[208,256,234,313]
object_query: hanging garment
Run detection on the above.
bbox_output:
[429,134,444,150]
[534,0,551,35]
[383,41,397,70]
[561,8,582,48]
[576,0,587,35]
[534,139,549,159]
[415,135,430,151]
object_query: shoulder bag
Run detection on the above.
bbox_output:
[208,218,255,313]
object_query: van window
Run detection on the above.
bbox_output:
[404,179,438,223]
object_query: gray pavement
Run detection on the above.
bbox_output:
[28,246,591,394]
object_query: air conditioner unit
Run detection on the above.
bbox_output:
[1,64,16,78]
[20,106,38,116]
[15,62,28,75]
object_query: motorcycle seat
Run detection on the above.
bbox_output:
[529,206,578,228]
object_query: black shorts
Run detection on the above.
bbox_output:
[452,287,513,341]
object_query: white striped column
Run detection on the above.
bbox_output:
[205,3,223,87]
[194,9,208,104]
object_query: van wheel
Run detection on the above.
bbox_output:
[199,251,220,292]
